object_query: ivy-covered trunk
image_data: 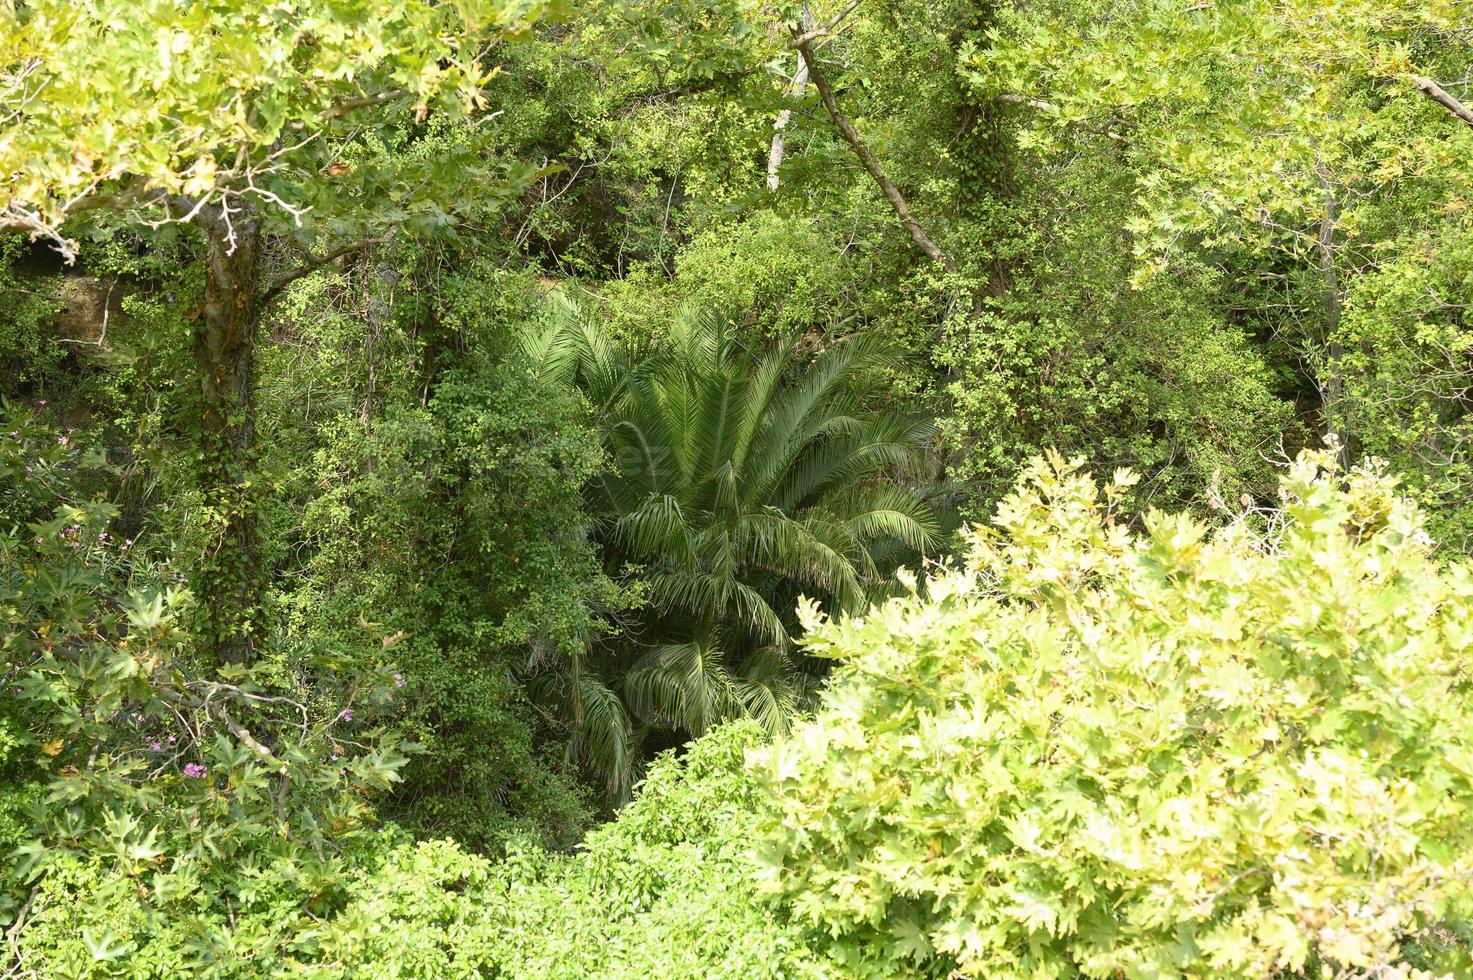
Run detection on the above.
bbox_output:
[193,206,263,663]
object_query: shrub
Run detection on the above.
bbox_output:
[14,723,833,979]
[3,404,412,976]
[299,722,832,978]
[756,449,1473,978]
[272,349,614,850]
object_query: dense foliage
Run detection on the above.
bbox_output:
[14,722,827,978]
[523,299,938,790]
[4,0,1473,975]
[759,451,1473,977]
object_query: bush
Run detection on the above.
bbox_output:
[755,450,1473,978]
[15,723,833,979]
[3,404,412,976]
[298,722,832,978]
[269,344,616,850]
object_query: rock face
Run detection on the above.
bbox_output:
[51,276,125,344]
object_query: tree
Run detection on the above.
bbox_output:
[523,298,939,791]
[757,450,1473,978]
[0,0,557,660]
[966,0,1472,461]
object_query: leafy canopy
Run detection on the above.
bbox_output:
[968,0,1471,278]
[0,0,557,254]
[757,449,1473,978]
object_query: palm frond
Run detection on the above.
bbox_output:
[835,484,942,553]
[625,639,738,735]
[733,647,799,735]
[741,509,867,611]
[744,332,900,501]
[566,667,635,796]
[772,413,931,511]
[612,493,695,561]
[648,569,788,645]
[527,300,942,766]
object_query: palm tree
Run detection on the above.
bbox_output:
[522,296,939,792]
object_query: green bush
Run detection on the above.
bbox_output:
[756,449,1473,978]
[296,722,831,978]
[0,238,65,390]
[2,404,413,975]
[15,723,833,979]
[254,259,622,850]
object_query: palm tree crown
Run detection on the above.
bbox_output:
[523,297,939,791]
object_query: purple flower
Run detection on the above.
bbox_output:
[57,436,68,446]
[393,673,405,688]
[330,753,339,761]
[149,740,162,752]
[167,735,176,744]
[337,709,353,722]
[183,763,206,778]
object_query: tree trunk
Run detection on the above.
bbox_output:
[767,50,810,191]
[193,205,264,663]
[1316,181,1351,471]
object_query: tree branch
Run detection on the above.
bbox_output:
[793,36,955,272]
[768,18,812,191]
[790,0,863,47]
[259,240,381,305]
[323,89,408,120]
[996,93,1131,142]
[1408,74,1473,131]
[0,180,165,262]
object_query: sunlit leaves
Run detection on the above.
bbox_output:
[756,449,1473,977]
[0,0,558,249]
[966,0,1473,277]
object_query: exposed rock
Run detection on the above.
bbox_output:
[51,276,126,344]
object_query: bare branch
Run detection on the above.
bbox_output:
[767,48,810,191]
[0,180,162,262]
[790,0,863,47]
[793,36,955,272]
[5,885,41,973]
[1408,74,1473,131]
[260,239,383,305]
[322,88,408,120]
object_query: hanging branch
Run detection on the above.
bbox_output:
[1408,75,1473,131]
[791,33,956,272]
[259,239,383,305]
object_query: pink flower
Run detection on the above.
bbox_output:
[37,400,46,406]
[183,763,206,778]
[337,709,353,722]
[393,673,405,688]
[149,740,162,752]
